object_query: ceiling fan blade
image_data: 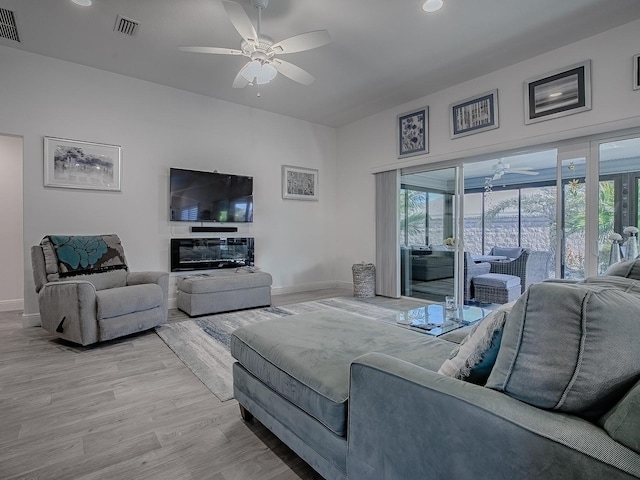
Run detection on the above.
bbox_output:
[272,30,331,54]
[512,170,539,176]
[233,63,251,88]
[273,59,315,85]
[222,0,257,44]
[179,46,244,55]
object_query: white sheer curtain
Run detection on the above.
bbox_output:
[375,169,400,298]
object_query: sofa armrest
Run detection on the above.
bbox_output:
[38,280,99,346]
[127,271,168,286]
[127,271,169,312]
[348,353,640,480]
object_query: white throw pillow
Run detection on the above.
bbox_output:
[438,302,515,385]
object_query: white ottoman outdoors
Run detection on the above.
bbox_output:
[177,269,272,317]
[473,273,521,304]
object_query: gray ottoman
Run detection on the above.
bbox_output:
[177,269,272,316]
[473,273,521,304]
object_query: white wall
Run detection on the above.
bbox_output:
[335,19,640,286]
[0,135,23,311]
[0,45,338,317]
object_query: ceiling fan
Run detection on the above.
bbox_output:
[484,159,539,191]
[179,0,331,89]
[487,159,539,181]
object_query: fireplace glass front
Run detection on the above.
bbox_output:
[170,237,255,272]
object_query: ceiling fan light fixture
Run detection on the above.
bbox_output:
[240,60,277,85]
[422,0,443,13]
[71,0,92,6]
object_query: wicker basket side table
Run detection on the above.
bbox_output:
[352,263,376,297]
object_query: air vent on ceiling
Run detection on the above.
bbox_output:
[0,8,20,42]
[114,15,140,37]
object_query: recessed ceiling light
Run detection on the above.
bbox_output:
[71,0,92,6]
[422,0,443,13]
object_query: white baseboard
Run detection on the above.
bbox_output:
[0,298,24,312]
[22,312,41,328]
[272,280,351,296]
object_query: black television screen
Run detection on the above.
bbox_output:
[170,168,253,223]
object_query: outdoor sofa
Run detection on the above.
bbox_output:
[230,258,640,479]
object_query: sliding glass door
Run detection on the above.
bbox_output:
[596,135,640,273]
[400,167,458,302]
[558,145,588,279]
[462,150,558,267]
[392,129,640,303]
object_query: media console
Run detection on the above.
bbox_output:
[170,237,254,272]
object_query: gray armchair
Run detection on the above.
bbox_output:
[489,249,552,293]
[463,252,490,303]
[31,234,168,346]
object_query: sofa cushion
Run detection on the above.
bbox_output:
[473,273,520,288]
[491,246,523,259]
[231,311,454,436]
[601,379,640,454]
[438,302,514,385]
[71,270,128,291]
[177,270,272,294]
[486,281,640,419]
[96,283,163,320]
[603,258,640,280]
[580,276,640,297]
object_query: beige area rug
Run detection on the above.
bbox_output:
[155,297,420,401]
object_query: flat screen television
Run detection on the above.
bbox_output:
[170,168,253,223]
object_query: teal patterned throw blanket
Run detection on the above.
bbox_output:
[44,235,128,277]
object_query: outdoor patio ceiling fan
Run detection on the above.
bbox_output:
[179,0,331,89]
[488,159,539,181]
[484,159,539,191]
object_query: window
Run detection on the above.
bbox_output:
[463,185,557,255]
[400,187,453,246]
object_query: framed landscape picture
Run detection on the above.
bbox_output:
[634,53,640,90]
[450,89,499,139]
[44,137,121,191]
[524,60,591,124]
[397,107,428,158]
[282,165,318,201]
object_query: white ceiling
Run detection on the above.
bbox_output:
[2,0,640,127]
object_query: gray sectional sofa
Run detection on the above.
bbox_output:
[231,259,640,479]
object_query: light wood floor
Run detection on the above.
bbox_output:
[0,288,426,480]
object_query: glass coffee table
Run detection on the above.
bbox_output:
[396,304,490,336]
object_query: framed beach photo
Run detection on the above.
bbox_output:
[633,53,640,90]
[44,137,121,191]
[282,165,318,201]
[397,107,428,159]
[450,89,499,139]
[524,60,591,124]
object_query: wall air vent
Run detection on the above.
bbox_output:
[0,8,20,42]
[114,15,140,37]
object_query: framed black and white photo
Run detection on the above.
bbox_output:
[450,89,499,138]
[397,107,428,158]
[44,137,121,191]
[282,165,318,201]
[633,53,640,90]
[524,60,591,124]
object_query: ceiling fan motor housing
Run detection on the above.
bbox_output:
[253,0,268,10]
